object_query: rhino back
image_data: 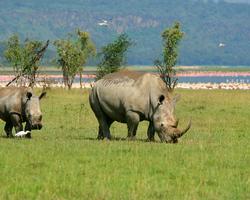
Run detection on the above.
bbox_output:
[92,71,167,122]
[0,87,28,121]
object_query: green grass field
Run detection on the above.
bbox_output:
[0,89,249,199]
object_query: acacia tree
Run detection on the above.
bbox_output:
[54,29,95,89]
[22,40,49,87]
[96,33,132,80]
[155,22,184,90]
[4,34,49,87]
[76,30,96,88]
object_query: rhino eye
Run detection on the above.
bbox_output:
[160,123,164,127]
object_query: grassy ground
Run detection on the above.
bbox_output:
[0,89,249,199]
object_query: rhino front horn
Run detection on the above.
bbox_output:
[173,120,192,138]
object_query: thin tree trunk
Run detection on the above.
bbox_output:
[68,77,74,90]
[63,69,68,88]
[79,71,83,89]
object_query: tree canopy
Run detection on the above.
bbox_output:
[155,22,184,89]
[96,33,132,80]
[54,29,95,89]
[4,34,49,87]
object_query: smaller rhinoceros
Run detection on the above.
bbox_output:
[0,87,46,138]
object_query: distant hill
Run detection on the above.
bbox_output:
[0,0,250,66]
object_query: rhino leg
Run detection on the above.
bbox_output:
[4,121,13,138]
[10,114,23,134]
[97,118,113,140]
[94,112,112,140]
[126,111,139,140]
[97,126,104,140]
[89,94,112,140]
[147,121,155,141]
[24,123,32,138]
[98,118,112,140]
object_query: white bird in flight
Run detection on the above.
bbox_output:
[218,43,226,47]
[98,20,109,26]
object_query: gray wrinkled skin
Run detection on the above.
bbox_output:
[89,70,191,143]
[0,87,46,138]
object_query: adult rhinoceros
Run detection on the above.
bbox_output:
[0,87,46,138]
[89,70,191,143]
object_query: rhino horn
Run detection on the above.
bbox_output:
[172,120,191,138]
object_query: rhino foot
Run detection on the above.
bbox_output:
[25,132,32,139]
[127,136,136,141]
[97,135,105,140]
[103,137,112,142]
[146,138,155,142]
[7,134,14,138]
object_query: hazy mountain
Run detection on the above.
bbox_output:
[0,0,250,66]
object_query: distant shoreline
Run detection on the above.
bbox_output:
[0,71,250,81]
[0,71,250,90]
[177,71,250,77]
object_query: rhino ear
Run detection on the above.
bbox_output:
[158,95,165,105]
[26,92,32,100]
[39,92,46,100]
